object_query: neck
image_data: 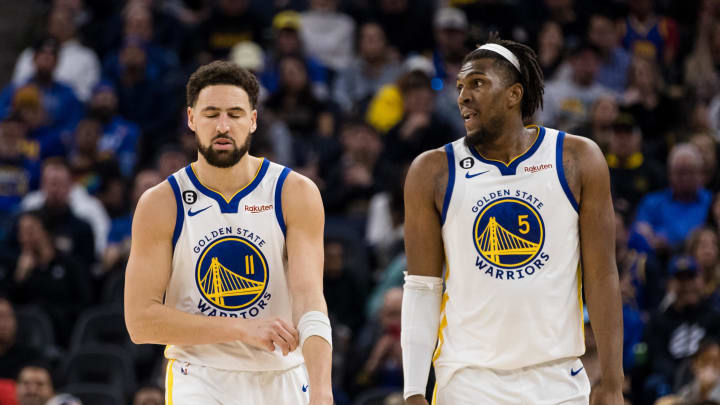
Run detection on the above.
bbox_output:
[471,118,537,165]
[193,154,261,198]
[673,188,699,202]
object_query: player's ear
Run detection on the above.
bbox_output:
[250,109,258,133]
[187,106,196,131]
[507,83,523,110]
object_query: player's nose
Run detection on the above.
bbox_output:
[216,114,231,132]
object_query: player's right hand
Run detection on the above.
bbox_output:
[405,394,429,405]
[240,318,299,355]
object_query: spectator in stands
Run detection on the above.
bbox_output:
[7,86,66,159]
[265,54,335,140]
[576,95,618,150]
[620,0,678,67]
[606,111,665,212]
[0,297,43,379]
[260,11,330,98]
[535,21,565,82]
[351,287,403,395]
[68,117,122,196]
[382,70,458,164]
[621,55,680,160]
[540,42,613,133]
[675,339,720,403]
[323,120,391,216]
[7,211,91,346]
[323,238,365,333]
[0,37,84,133]
[684,5,720,100]
[190,0,267,62]
[691,133,720,190]
[12,6,100,102]
[369,0,434,56]
[102,168,161,274]
[588,12,632,93]
[644,256,720,401]
[0,117,41,219]
[87,81,141,177]
[633,143,711,252]
[431,7,471,88]
[15,363,54,405]
[102,2,180,85]
[109,36,181,144]
[22,158,107,263]
[616,209,665,314]
[300,0,356,72]
[687,227,720,310]
[132,385,163,405]
[366,165,406,270]
[332,21,402,115]
[155,144,188,179]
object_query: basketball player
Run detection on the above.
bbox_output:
[401,38,623,404]
[124,61,332,405]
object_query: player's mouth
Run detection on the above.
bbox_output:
[212,137,235,150]
[461,108,479,125]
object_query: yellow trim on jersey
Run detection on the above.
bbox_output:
[432,260,450,363]
[165,359,175,405]
[190,157,265,203]
[577,263,584,337]
[431,382,438,405]
[163,345,172,358]
[472,125,540,167]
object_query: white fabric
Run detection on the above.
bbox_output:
[22,185,110,256]
[13,39,100,101]
[300,11,355,71]
[433,358,590,405]
[436,127,584,389]
[165,160,303,371]
[166,360,310,405]
[478,43,521,72]
[401,274,443,399]
[297,311,332,348]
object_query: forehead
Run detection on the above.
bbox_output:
[457,58,504,81]
[195,85,251,109]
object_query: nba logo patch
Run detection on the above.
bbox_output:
[180,362,190,375]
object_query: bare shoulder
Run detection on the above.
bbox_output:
[282,171,323,223]
[406,147,450,209]
[133,181,176,238]
[563,134,607,177]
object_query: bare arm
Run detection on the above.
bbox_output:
[124,182,297,353]
[404,150,447,278]
[402,150,447,405]
[284,172,333,405]
[568,136,624,404]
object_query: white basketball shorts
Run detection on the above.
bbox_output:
[165,360,310,405]
[433,358,590,405]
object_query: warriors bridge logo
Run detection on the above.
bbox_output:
[195,236,268,311]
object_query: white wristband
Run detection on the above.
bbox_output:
[401,274,443,400]
[298,311,332,348]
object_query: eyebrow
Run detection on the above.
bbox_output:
[200,106,246,112]
[457,71,487,81]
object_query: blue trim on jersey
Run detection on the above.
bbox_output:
[167,175,184,249]
[441,143,456,225]
[185,159,270,213]
[556,131,580,213]
[467,126,546,176]
[275,167,292,236]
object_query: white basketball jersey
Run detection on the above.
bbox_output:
[163,159,304,371]
[435,126,584,383]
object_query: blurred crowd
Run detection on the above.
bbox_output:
[1,0,720,404]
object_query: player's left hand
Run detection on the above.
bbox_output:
[589,381,624,405]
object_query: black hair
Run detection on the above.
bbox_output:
[186,60,260,108]
[461,34,544,120]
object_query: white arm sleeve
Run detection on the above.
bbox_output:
[401,274,443,400]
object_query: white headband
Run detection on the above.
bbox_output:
[478,43,521,72]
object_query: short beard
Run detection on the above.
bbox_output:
[464,115,504,149]
[196,133,251,168]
